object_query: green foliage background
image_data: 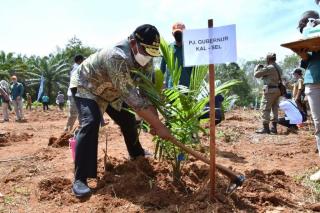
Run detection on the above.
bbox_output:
[0,35,301,106]
[0,36,96,103]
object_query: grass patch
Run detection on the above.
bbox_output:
[13,187,30,196]
[303,179,320,202]
[216,129,241,143]
[3,196,14,205]
[296,168,320,203]
[216,130,225,139]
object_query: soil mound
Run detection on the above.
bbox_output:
[0,132,33,146]
[96,159,311,212]
[31,157,312,212]
[96,157,212,211]
[232,169,306,211]
[38,177,75,204]
[48,132,73,147]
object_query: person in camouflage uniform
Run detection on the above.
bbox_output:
[254,53,282,134]
[69,24,176,197]
[0,80,11,122]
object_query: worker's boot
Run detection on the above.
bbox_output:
[255,123,270,134]
[270,122,278,135]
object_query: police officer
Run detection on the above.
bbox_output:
[254,53,282,134]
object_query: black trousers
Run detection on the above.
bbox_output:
[74,97,101,179]
[105,103,144,158]
[42,102,49,110]
[278,117,297,128]
[74,96,144,180]
[58,103,64,110]
[199,108,223,125]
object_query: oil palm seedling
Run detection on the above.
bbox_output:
[134,38,240,181]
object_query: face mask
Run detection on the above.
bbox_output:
[174,32,182,43]
[12,80,17,84]
[133,44,152,66]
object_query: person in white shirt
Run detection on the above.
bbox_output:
[278,96,303,133]
[64,55,84,131]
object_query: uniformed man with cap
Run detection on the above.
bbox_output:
[160,22,193,88]
[254,53,282,134]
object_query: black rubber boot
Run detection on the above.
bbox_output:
[270,122,277,134]
[255,123,270,134]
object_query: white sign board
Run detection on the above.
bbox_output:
[183,24,237,66]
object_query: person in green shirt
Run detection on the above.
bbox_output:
[10,75,24,121]
[41,94,49,111]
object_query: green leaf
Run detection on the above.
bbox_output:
[154,69,164,93]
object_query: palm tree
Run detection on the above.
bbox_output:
[0,51,16,80]
[25,57,70,103]
[0,51,30,83]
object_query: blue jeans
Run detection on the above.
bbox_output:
[74,96,101,180]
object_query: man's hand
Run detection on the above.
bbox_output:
[149,124,173,141]
[152,125,173,141]
[16,96,21,101]
[136,105,173,141]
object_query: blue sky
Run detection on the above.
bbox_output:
[0,0,318,61]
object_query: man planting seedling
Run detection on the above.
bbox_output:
[70,24,244,198]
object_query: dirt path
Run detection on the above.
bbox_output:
[0,108,319,212]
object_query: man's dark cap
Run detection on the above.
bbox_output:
[133,24,160,57]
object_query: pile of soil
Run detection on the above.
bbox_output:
[0,132,33,146]
[34,147,56,161]
[95,157,216,211]
[1,109,319,212]
[233,169,307,211]
[34,155,314,212]
[48,132,73,147]
[38,177,74,203]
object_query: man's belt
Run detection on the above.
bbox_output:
[267,85,278,89]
